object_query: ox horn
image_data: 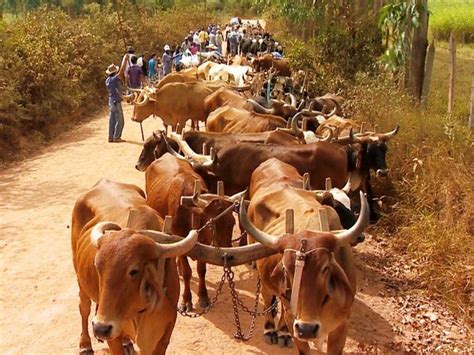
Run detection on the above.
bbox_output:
[247,98,275,115]
[239,196,280,249]
[323,106,337,119]
[154,229,199,258]
[341,176,352,194]
[168,132,213,164]
[378,125,400,141]
[134,91,149,106]
[318,126,334,142]
[90,221,122,247]
[285,93,297,108]
[334,191,369,246]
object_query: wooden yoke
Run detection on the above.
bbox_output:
[217,181,225,196]
[318,208,330,232]
[163,215,173,234]
[286,209,294,234]
[303,173,310,190]
[325,177,332,191]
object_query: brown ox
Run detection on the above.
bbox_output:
[154,70,198,90]
[252,54,291,77]
[145,153,240,311]
[203,87,253,115]
[185,141,349,195]
[239,159,368,354]
[135,130,304,172]
[206,105,287,133]
[131,81,227,129]
[71,179,198,354]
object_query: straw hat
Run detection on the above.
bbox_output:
[105,64,119,75]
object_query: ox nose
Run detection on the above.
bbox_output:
[376,169,388,178]
[135,164,140,171]
[294,321,320,339]
[92,321,113,339]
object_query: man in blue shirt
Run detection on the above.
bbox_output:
[148,53,157,81]
[105,64,125,143]
[162,45,173,76]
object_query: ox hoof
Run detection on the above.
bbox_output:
[79,347,93,355]
[277,334,293,348]
[198,297,210,309]
[122,340,135,355]
[179,301,193,312]
[264,331,278,345]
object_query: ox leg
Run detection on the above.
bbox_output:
[197,261,210,308]
[107,337,126,355]
[283,310,311,355]
[276,307,293,348]
[261,287,278,345]
[153,321,174,355]
[78,288,93,354]
[177,256,193,311]
[327,320,348,355]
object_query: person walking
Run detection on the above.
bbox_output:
[105,64,125,143]
[126,55,144,89]
[118,45,135,84]
[148,53,157,82]
[216,30,224,54]
[198,28,209,52]
[162,44,173,76]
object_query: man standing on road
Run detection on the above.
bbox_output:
[105,64,125,143]
[126,55,145,89]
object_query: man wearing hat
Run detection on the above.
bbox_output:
[105,64,125,143]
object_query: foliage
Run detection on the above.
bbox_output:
[429,0,474,41]
[342,42,474,321]
[378,0,422,72]
[0,4,225,161]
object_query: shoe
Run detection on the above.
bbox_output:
[108,139,113,142]
[113,138,126,143]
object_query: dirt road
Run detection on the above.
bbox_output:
[0,106,470,354]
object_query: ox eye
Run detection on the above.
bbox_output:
[129,269,140,278]
[321,295,329,306]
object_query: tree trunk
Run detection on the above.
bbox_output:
[408,0,429,101]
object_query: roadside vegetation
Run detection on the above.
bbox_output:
[1,0,472,326]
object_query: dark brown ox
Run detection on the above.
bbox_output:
[239,159,368,353]
[206,105,287,133]
[135,130,304,172]
[145,153,240,311]
[131,81,227,129]
[71,179,198,354]
[252,54,291,77]
[184,141,349,196]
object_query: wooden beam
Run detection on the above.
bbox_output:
[163,215,172,234]
[303,173,310,190]
[217,181,225,196]
[286,209,294,234]
[325,177,332,191]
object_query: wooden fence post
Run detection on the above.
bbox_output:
[448,32,456,113]
[469,73,474,129]
[422,40,435,103]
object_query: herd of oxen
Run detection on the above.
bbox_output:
[71,39,399,355]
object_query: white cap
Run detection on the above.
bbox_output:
[164,44,170,51]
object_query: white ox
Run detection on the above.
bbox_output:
[208,64,252,86]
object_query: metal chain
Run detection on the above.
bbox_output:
[176,267,227,318]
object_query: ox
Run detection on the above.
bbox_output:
[71,179,198,354]
[145,153,242,311]
[154,69,198,90]
[135,130,307,172]
[130,81,227,130]
[239,159,369,353]
[206,105,287,133]
[171,139,349,196]
[204,87,253,114]
[252,54,291,77]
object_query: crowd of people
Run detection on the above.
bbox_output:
[104,19,283,143]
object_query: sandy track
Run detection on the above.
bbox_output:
[0,105,469,354]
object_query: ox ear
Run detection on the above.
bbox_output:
[327,253,353,308]
[270,260,289,298]
[90,222,121,248]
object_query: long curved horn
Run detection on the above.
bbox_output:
[290,112,305,138]
[154,229,199,258]
[140,230,277,266]
[323,106,337,119]
[90,222,122,247]
[168,132,212,164]
[239,196,280,249]
[134,91,149,107]
[318,126,334,141]
[334,191,369,246]
[378,125,400,141]
[285,93,297,108]
[247,98,274,115]
[341,176,352,194]
[296,99,306,113]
